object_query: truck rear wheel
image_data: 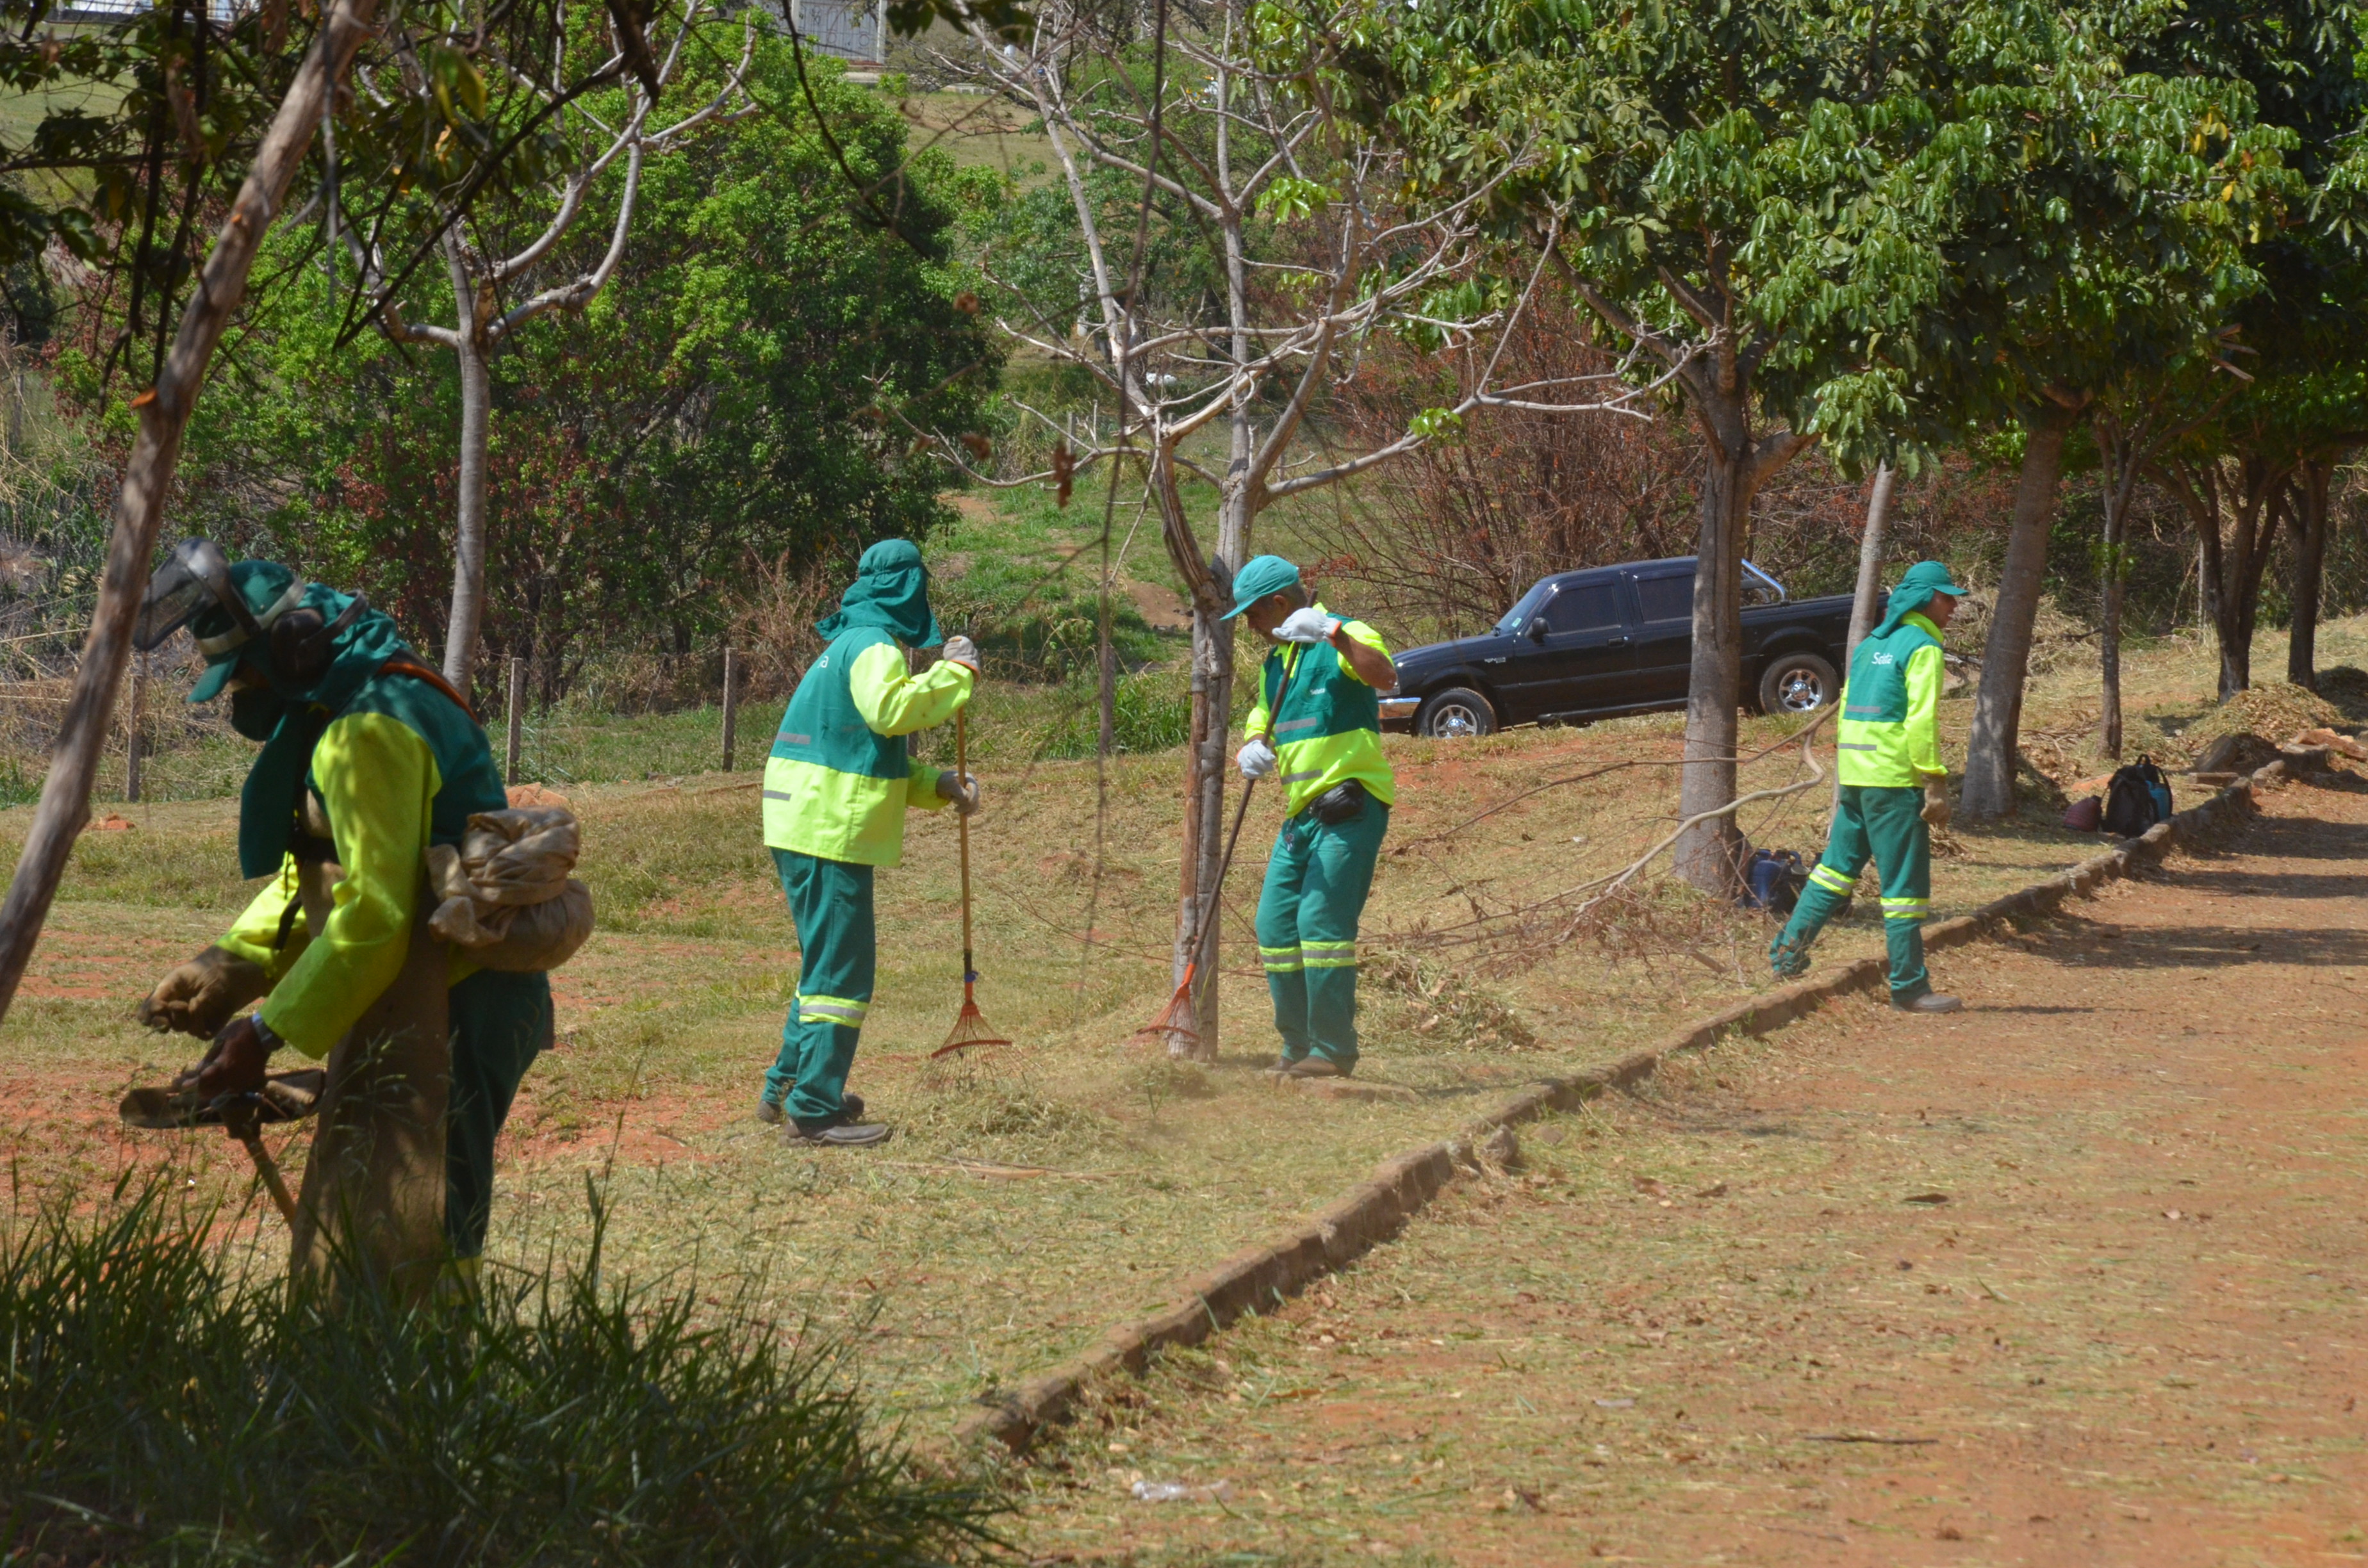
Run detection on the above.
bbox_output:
[1417,687,1497,739]
[1757,651,1838,715]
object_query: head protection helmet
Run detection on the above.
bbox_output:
[135,539,365,699]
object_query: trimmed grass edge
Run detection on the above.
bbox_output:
[957,755,2302,1453]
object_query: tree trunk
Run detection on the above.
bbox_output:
[1838,462,1894,808]
[2099,493,2126,762]
[1674,430,1750,892]
[442,238,493,696]
[1960,403,2076,821]
[0,0,384,1029]
[1846,462,1896,664]
[2287,458,2333,690]
[2097,432,2141,762]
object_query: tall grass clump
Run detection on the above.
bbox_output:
[1,1175,1006,1565]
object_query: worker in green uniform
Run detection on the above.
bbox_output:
[757,539,980,1146]
[134,540,550,1261]
[1770,559,1968,1013]
[1229,555,1399,1078]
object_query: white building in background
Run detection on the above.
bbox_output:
[769,0,885,67]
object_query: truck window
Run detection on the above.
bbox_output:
[1633,574,1693,623]
[1493,582,1549,635]
[1540,582,1625,632]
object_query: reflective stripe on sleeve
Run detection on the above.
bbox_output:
[1807,863,1855,895]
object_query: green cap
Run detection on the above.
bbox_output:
[1221,555,1303,621]
[1873,559,1969,639]
[188,560,305,703]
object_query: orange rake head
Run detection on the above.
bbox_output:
[931,976,1012,1059]
[1133,970,1201,1054]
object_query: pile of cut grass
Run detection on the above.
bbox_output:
[1,1177,1005,1566]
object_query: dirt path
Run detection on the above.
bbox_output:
[1018,772,2368,1567]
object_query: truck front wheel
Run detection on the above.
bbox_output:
[1757,652,1839,715]
[1418,687,1498,739]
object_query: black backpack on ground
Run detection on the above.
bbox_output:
[2101,755,2174,838]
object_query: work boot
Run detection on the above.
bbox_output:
[784,1119,892,1148]
[1278,1056,1349,1079]
[1891,988,1964,1015]
[757,1091,858,1127]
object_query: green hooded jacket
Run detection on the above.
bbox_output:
[762,541,971,865]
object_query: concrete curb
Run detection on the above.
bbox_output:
[956,761,2287,1454]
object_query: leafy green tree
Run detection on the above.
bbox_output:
[1876,8,2292,817]
[2130,0,2368,698]
[179,46,1001,678]
[1353,0,2046,885]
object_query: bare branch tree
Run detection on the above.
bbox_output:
[946,0,1654,1056]
[336,0,753,692]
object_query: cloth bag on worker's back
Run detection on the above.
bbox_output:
[423,806,595,971]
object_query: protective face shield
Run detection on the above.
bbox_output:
[135,538,368,694]
[135,539,249,654]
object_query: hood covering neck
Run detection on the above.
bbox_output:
[1872,559,1968,641]
[230,581,413,878]
[816,539,941,648]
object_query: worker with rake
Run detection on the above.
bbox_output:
[133,541,552,1275]
[1230,555,1399,1077]
[1770,559,1968,1014]
[757,539,981,1146]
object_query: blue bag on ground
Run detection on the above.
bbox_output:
[1741,849,1808,913]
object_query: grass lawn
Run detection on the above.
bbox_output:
[10,603,2351,1447]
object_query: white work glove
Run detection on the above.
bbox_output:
[940,635,980,673]
[1921,778,1952,830]
[1274,607,1340,645]
[936,769,982,815]
[1237,737,1277,779]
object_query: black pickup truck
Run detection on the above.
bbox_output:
[1379,557,1854,738]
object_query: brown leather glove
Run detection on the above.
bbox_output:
[1921,778,1953,830]
[138,945,270,1038]
[177,1014,278,1100]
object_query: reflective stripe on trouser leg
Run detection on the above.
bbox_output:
[1774,785,1875,973]
[1260,944,1304,974]
[1852,783,1934,995]
[765,848,876,1121]
[1257,803,1388,1070]
[445,967,554,1258]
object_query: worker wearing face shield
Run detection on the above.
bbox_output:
[132,539,549,1266]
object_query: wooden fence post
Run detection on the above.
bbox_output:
[720,647,739,772]
[124,649,147,803]
[506,657,527,785]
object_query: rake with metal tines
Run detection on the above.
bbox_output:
[1136,769,1260,1058]
[932,707,1011,1059]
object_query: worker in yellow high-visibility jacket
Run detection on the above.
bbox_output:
[1229,555,1400,1077]
[757,539,980,1146]
[1770,559,1968,1013]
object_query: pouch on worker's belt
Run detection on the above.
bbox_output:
[1306,778,1368,826]
[120,1068,327,1130]
[423,806,595,971]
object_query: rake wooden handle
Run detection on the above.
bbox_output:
[957,706,975,981]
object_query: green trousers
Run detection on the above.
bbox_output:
[763,848,875,1126]
[1256,799,1390,1070]
[445,968,554,1258]
[1771,783,1932,997]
